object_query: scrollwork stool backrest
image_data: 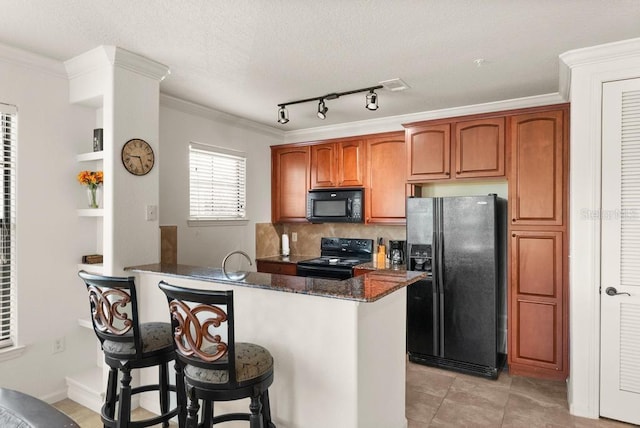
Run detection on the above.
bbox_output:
[158,281,238,386]
[78,270,143,358]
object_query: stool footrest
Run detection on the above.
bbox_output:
[102,383,179,428]
[213,412,250,423]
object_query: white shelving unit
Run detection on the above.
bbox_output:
[64,45,168,415]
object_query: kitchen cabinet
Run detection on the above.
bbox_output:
[509,109,566,226]
[271,145,310,223]
[507,104,569,381]
[406,124,451,181]
[405,117,505,182]
[310,139,365,188]
[454,117,505,179]
[508,230,567,379]
[365,132,407,224]
[256,260,297,276]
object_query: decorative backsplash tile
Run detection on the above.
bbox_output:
[256,222,406,258]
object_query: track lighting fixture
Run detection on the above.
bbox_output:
[277,106,289,124]
[366,89,378,111]
[277,84,383,124]
[317,99,328,119]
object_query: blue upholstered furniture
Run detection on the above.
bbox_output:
[0,387,79,427]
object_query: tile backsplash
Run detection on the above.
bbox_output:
[256,222,406,258]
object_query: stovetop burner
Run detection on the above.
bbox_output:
[297,237,374,273]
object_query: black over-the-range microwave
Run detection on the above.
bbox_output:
[306,188,364,223]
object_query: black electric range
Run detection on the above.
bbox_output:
[296,237,374,280]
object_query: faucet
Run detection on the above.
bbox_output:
[222,250,253,279]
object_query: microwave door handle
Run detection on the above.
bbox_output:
[347,198,352,216]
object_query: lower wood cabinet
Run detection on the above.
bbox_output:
[256,260,297,276]
[508,230,567,380]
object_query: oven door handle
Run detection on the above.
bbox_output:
[297,264,351,273]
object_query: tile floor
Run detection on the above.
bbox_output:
[53,361,634,427]
[405,360,632,427]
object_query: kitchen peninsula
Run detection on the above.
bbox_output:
[129,263,425,428]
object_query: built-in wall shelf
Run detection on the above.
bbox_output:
[77,263,103,275]
[77,318,93,330]
[76,151,104,162]
[77,208,104,217]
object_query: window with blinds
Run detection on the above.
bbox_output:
[189,143,246,221]
[0,104,16,349]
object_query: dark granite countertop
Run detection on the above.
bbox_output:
[256,255,316,264]
[126,263,426,303]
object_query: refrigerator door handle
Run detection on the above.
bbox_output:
[438,230,445,357]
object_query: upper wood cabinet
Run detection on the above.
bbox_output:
[310,143,335,188]
[454,117,505,179]
[405,117,505,182]
[406,124,451,181]
[366,132,407,224]
[310,140,365,188]
[271,145,309,223]
[509,109,566,226]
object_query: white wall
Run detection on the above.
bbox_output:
[0,44,98,401]
[158,96,282,268]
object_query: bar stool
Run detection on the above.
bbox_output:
[78,270,185,428]
[158,280,275,428]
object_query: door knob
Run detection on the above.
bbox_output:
[605,287,631,297]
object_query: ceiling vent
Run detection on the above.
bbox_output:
[379,78,410,91]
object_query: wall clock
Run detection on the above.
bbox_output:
[121,138,155,176]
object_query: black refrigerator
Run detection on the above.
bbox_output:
[406,194,506,379]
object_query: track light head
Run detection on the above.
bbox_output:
[366,90,378,111]
[317,100,328,119]
[277,106,289,124]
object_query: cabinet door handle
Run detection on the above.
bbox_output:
[512,233,516,238]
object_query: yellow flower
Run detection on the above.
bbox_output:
[77,170,104,187]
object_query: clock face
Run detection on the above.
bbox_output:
[121,138,155,176]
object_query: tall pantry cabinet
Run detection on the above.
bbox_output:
[508,106,569,380]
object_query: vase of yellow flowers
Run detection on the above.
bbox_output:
[77,170,104,208]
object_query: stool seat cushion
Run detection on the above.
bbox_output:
[102,322,173,356]
[185,342,273,384]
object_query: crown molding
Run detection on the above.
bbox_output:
[160,94,285,139]
[107,46,170,81]
[65,45,169,81]
[560,37,640,69]
[0,42,66,78]
[283,92,566,143]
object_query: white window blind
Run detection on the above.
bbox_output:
[189,143,246,221]
[0,103,17,350]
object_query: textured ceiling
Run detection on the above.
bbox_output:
[1,1,640,131]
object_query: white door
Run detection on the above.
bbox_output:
[600,78,640,425]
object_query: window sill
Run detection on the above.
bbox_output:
[0,345,26,363]
[187,218,249,227]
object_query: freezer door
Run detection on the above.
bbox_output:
[407,278,438,356]
[440,195,498,367]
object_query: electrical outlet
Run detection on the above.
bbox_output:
[53,337,65,354]
[291,232,297,242]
